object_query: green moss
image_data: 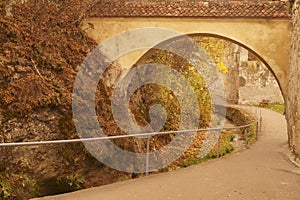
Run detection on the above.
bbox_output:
[262,103,285,114]
[182,157,208,168]
[206,133,235,159]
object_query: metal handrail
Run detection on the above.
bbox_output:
[0,106,261,175]
[0,118,260,147]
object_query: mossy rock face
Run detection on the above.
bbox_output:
[0,110,66,175]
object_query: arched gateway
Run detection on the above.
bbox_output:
[81,0,291,100]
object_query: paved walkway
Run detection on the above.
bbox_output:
[37,108,300,200]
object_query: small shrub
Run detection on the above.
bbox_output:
[56,173,85,193]
[0,173,40,199]
[205,132,235,159]
[246,129,256,145]
[228,133,236,142]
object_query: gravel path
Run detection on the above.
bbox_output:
[36,107,300,200]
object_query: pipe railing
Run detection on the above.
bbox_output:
[0,106,262,175]
[0,119,260,148]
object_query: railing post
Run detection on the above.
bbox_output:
[145,135,150,175]
[259,109,262,132]
[244,128,248,147]
[255,121,259,141]
[217,130,221,158]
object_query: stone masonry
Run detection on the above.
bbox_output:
[287,0,300,160]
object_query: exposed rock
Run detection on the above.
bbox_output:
[0,110,74,178]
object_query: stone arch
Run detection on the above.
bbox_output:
[82,17,290,102]
[132,33,285,103]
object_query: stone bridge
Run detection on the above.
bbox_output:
[80,1,300,158]
[82,0,291,98]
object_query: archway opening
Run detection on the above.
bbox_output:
[136,33,285,106]
[125,33,285,163]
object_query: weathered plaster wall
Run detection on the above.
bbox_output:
[287,0,300,159]
[239,61,284,104]
[222,43,283,105]
[82,17,290,98]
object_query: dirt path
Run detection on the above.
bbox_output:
[36,108,300,200]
